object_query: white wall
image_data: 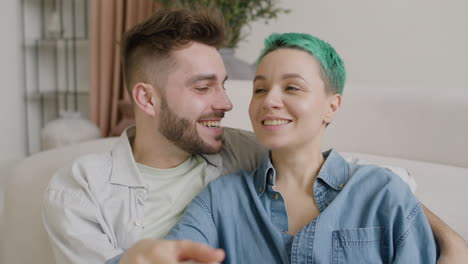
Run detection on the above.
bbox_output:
[236,0,468,91]
[0,0,25,161]
[233,0,468,165]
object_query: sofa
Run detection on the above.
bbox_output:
[1,81,467,264]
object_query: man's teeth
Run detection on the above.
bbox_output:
[199,121,221,128]
[263,120,290,126]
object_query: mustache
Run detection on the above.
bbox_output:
[199,112,225,119]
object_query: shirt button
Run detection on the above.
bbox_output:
[259,186,264,193]
[136,189,146,204]
[339,184,345,188]
[137,195,144,204]
[273,193,279,200]
[269,174,273,182]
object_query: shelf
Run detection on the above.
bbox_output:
[21,0,91,154]
[25,90,89,100]
[37,37,88,42]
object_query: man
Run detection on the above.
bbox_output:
[43,6,467,264]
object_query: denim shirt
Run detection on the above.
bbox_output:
[166,149,438,263]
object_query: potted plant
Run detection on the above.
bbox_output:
[158,0,290,79]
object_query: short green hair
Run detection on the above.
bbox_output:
[257,33,346,95]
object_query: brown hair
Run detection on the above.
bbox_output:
[121,6,226,95]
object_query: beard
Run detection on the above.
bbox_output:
[158,96,224,154]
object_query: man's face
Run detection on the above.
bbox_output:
[158,42,232,154]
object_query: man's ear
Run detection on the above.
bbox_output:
[132,82,159,116]
[324,93,342,124]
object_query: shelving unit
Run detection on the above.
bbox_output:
[20,0,90,154]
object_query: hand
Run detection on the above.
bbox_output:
[119,239,225,264]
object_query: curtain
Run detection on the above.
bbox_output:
[90,0,159,137]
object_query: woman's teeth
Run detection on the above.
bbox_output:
[263,120,290,126]
[199,121,221,128]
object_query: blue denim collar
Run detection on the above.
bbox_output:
[254,149,350,196]
[316,149,350,191]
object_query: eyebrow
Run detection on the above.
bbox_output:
[253,73,306,82]
[282,73,306,82]
[253,75,266,82]
[185,74,228,86]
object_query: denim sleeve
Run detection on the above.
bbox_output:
[393,203,439,263]
[166,194,219,248]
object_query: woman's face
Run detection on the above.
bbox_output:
[249,48,341,151]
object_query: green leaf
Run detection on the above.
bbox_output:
[154,0,290,48]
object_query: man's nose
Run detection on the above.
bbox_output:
[213,88,233,112]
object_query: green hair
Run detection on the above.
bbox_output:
[257,33,346,95]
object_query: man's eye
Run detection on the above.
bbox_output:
[195,87,208,92]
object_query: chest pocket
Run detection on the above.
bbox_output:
[332,226,388,264]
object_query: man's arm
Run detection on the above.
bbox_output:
[423,205,468,264]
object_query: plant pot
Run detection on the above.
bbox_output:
[219,48,255,80]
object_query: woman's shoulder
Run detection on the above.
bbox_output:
[348,162,408,188]
[344,163,418,206]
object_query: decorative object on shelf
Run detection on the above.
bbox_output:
[46,11,62,39]
[41,111,100,151]
[158,0,290,79]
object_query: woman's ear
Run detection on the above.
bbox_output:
[324,93,342,124]
[132,82,159,116]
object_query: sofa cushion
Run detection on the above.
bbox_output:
[2,138,117,264]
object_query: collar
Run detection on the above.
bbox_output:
[253,149,350,196]
[254,152,275,196]
[109,126,223,187]
[109,126,144,187]
[316,149,350,191]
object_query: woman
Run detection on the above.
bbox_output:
[167,33,438,263]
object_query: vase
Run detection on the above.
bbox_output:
[219,48,255,80]
[40,111,101,151]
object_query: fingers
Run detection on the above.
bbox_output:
[176,240,225,263]
[119,239,224,264]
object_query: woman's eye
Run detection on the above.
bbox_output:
[254,88,266,94]
[286,86,299,91]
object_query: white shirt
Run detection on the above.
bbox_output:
[42,126,265,264]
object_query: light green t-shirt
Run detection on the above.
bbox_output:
[137,155,207,239]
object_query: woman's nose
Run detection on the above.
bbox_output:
[263,90,283,109]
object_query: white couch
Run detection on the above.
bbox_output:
[1,81,467,264]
